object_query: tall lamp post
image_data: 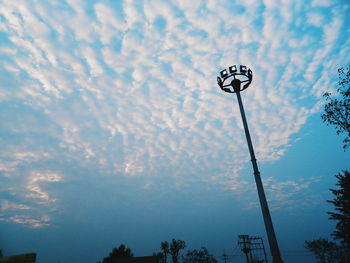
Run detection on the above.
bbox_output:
[217,65,284,263]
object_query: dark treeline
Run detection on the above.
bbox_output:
[97,239,217,263]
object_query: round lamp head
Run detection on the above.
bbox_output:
[217,65,253,93]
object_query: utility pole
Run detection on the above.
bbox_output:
[249,236,268,263]
[238,235,268,263]
[221,250,229,263]
[238,235,252,263]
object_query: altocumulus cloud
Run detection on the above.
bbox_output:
[0,0,349,227]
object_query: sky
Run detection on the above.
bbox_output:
[0,0,349,262]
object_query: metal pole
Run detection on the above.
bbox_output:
[235,91,284,263]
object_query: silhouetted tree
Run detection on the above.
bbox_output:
[102,244,134,263]
[305,239,337,263]
[169,239,186,263]
[321,66,350,150]
[305,171,350,262]
[182,247,217,263]
[327,170,350,251]
[305,238,348,263]
[160,241,170,263]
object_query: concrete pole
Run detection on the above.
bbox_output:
[235,91,284,263]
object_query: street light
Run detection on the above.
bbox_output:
[217,65,284,263]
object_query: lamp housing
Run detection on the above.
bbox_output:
[217,64,253,93]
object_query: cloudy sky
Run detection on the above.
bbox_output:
[0,0,349,262]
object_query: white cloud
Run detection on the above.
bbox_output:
[266,177,322,210]
[0,0,349,226]
[1,200,30,211]
[5,170,62,207]
[312,0,332,7]
[94,2,126,44]
[7,215,51,228]
[307,12,324,27]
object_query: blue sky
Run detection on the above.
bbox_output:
[0,0,349,262]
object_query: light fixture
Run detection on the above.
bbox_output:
[240,65,247,73]
[229,65,237,73]
[217,64,253,93]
